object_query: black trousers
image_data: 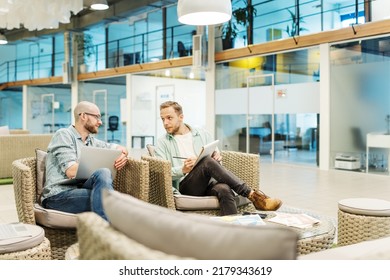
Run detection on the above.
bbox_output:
[179,156,252,215]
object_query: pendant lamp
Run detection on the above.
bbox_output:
[90,0,109,11]
[177,0,232,26]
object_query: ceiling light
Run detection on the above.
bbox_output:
[177,0,232,26]
[0,0,83,31]
[0,34,8,45]
[90,0,109,11]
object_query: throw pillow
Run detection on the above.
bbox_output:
[103,189,298,260]
[35,149,47,203]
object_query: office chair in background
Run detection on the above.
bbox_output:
[107,115,120,143]
[177,41,188,57]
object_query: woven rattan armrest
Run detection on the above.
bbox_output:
[220,151,260,191]
[113,157,149,202]
[12,157,37,225]
[141,155,176,209]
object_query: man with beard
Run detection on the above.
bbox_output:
[155,101,282,216]
[41,101,128,220]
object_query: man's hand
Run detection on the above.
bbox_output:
[114,146,128,170]
[65,162,78,179]
[182,157,197,174]
[114,151,128,170]
[212,151,222,162]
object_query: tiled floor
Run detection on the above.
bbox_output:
[2,159,390,225]
[0,183,19,224]
[261,162,390,218]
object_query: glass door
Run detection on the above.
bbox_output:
[246,74,275,162]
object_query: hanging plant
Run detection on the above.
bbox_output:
[74,33,95,63]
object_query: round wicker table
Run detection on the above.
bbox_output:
[0,237,51,260]
[338,198,390,246]
[258,206,336,255]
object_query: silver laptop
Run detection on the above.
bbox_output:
[59,146,122,185]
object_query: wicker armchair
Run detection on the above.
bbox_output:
[12,156,149,259]
[141,150,260,216]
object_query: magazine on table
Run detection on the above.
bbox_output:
[267,213,321,229]
[210,214,266,226]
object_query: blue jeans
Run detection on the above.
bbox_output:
[179,156,252,215]
[42,168,114,220]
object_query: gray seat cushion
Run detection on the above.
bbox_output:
[174,194,250,210]
[34,203,77,228]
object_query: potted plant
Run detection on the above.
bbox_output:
[221,0,257,50]
[74,33,95,73]
[285,9,308,37]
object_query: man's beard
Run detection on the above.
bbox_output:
[85,122,98,134]
[167,124,180,135]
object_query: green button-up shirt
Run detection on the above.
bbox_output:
[154,124,214,193]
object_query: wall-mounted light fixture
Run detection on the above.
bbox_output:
[177,0,232,26]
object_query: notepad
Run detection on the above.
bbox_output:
[192,140,220,168]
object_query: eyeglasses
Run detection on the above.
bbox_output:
[80,112,102,121]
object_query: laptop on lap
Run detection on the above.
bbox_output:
[58,146,122,185]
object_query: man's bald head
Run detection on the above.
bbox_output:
[74,101,99,121]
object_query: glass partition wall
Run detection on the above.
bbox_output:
[0,89,23,129]
[78,77,127,144]
[215,47,320,166]
[330,35,390,175]
[26,85,72,134]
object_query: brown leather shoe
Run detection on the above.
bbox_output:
[248,190,282,211]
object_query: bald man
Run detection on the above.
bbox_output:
[41,101,128,220]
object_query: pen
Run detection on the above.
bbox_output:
[173,156,188,159]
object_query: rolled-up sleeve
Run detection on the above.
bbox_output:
[48,130,79,175]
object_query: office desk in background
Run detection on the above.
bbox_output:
[366,132,390,174]
[132,136,154,149]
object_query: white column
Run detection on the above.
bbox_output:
[205,25,216,137]
[126,73,132,150]
[70,32,79,125]
[22,85,27,130]
[319,43,330,170]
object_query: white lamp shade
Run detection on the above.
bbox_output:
[177,0,232,26]
[91,0,109,11]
